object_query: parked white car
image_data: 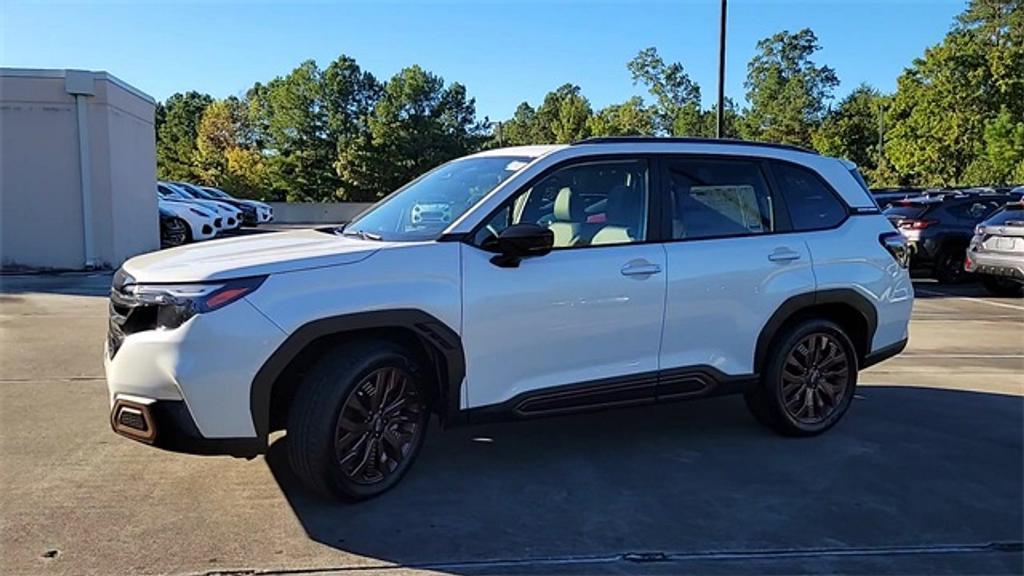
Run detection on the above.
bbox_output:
[156,197,217,243]
[172,182,246,229]
[198,186,273,225]
[158,182,241,231]
[109,138,913,501]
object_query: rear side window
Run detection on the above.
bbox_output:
[772,163,847,230]
[663,158,775,240]
[946,200,1003,221]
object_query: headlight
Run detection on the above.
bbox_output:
[123,276,266,329]
[189,207,212,218]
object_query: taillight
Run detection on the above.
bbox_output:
[899,219,936,230]
[879,232,910,268]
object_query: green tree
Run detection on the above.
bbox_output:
[812,85,886,175]
[741,29,839,147]
[886,1,1022,186]
[627,47,702,135]
[587,97,655,136]
[495,102,540,146]
[337,65,486,200]
[194,97,272,197]
[534,84,593,143]
[156,91,213,180]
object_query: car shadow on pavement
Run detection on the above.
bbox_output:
[265,385,1023,573]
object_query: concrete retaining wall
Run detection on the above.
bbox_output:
[1,68,158,270]
[267,202,374,224]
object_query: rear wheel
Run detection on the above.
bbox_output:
[745,319,858,436]
[935,247,968,284]
[981,276,1024,298]
[286,341,430,500]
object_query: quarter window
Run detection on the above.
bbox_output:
[664,158,775,240]
[475,159,649,249]
[773,163,846,230]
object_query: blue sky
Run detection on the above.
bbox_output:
[2,1,965,119]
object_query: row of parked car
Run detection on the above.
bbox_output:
[875,186,1024,296]
[156,181,274,247]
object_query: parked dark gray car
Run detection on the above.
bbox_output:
[884,194,1014,283]
[966,201,1024,297]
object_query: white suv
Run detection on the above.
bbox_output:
[106,139,913,500]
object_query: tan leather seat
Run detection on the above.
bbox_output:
[591,185,642,245]
[547,187,583,247]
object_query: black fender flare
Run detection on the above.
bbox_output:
[753,289,878,372]
[249,309,465,441]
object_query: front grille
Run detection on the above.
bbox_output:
[107,271,158,358]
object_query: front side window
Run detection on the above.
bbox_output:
[773,163,847,230]
[474,159,649,249]
[343,156,530,242]
[665,158,774,240]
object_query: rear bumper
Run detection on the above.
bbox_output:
[965,250,1024,280]
[110,395,263,458]
[862,338,908,369]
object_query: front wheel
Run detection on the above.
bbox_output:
[286,341,430,501]
[745,319,858,436]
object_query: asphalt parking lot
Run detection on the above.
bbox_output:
[1,269,1021,575]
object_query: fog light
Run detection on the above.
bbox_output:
[111,399,156,443]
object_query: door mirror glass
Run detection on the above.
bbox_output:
[491,223,553,267]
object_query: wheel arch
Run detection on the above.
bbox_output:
[250,309,465,442]
[754,289,878,373]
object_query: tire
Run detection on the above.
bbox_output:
[934,247,968,284]
[981,276,1024,298]
[164,218,190,248]
[286,340,430,501]
[745,319,858,437]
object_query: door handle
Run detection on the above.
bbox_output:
[768,249,801,262]
[621,260,662,276]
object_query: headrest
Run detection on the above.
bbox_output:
[553,187,582,221]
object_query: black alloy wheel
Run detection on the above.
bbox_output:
[779,333,851,426]
[334,366,426,485]
[287,341,431,501]
[745,318,858,436]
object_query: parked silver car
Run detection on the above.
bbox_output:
[966,201,1024,297]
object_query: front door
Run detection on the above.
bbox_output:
[460,158,667,414]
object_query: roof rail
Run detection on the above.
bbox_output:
[572,136,819,155]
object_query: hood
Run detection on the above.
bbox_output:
[123,228,384,282]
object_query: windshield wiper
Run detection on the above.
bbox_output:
[341,228,383,241]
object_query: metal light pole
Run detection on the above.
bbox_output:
[716,0,728,138]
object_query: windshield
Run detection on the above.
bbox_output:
[884,203,931,220]
[203,187,232,200]
[342,156,531,241]
[158,184,189,201]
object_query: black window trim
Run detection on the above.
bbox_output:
[460,153,666,253]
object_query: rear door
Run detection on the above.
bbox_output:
[657,156,816,393]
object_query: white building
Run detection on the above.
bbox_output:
[1,68,159,270]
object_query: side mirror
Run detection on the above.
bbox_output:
[490,223,554,268]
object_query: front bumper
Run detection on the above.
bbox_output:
[110,395,263,457]
[104,296,287,450]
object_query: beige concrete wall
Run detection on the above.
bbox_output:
[267,202,374,224]
[0,69,158,270]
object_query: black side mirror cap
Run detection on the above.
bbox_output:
[490,223,554,268]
